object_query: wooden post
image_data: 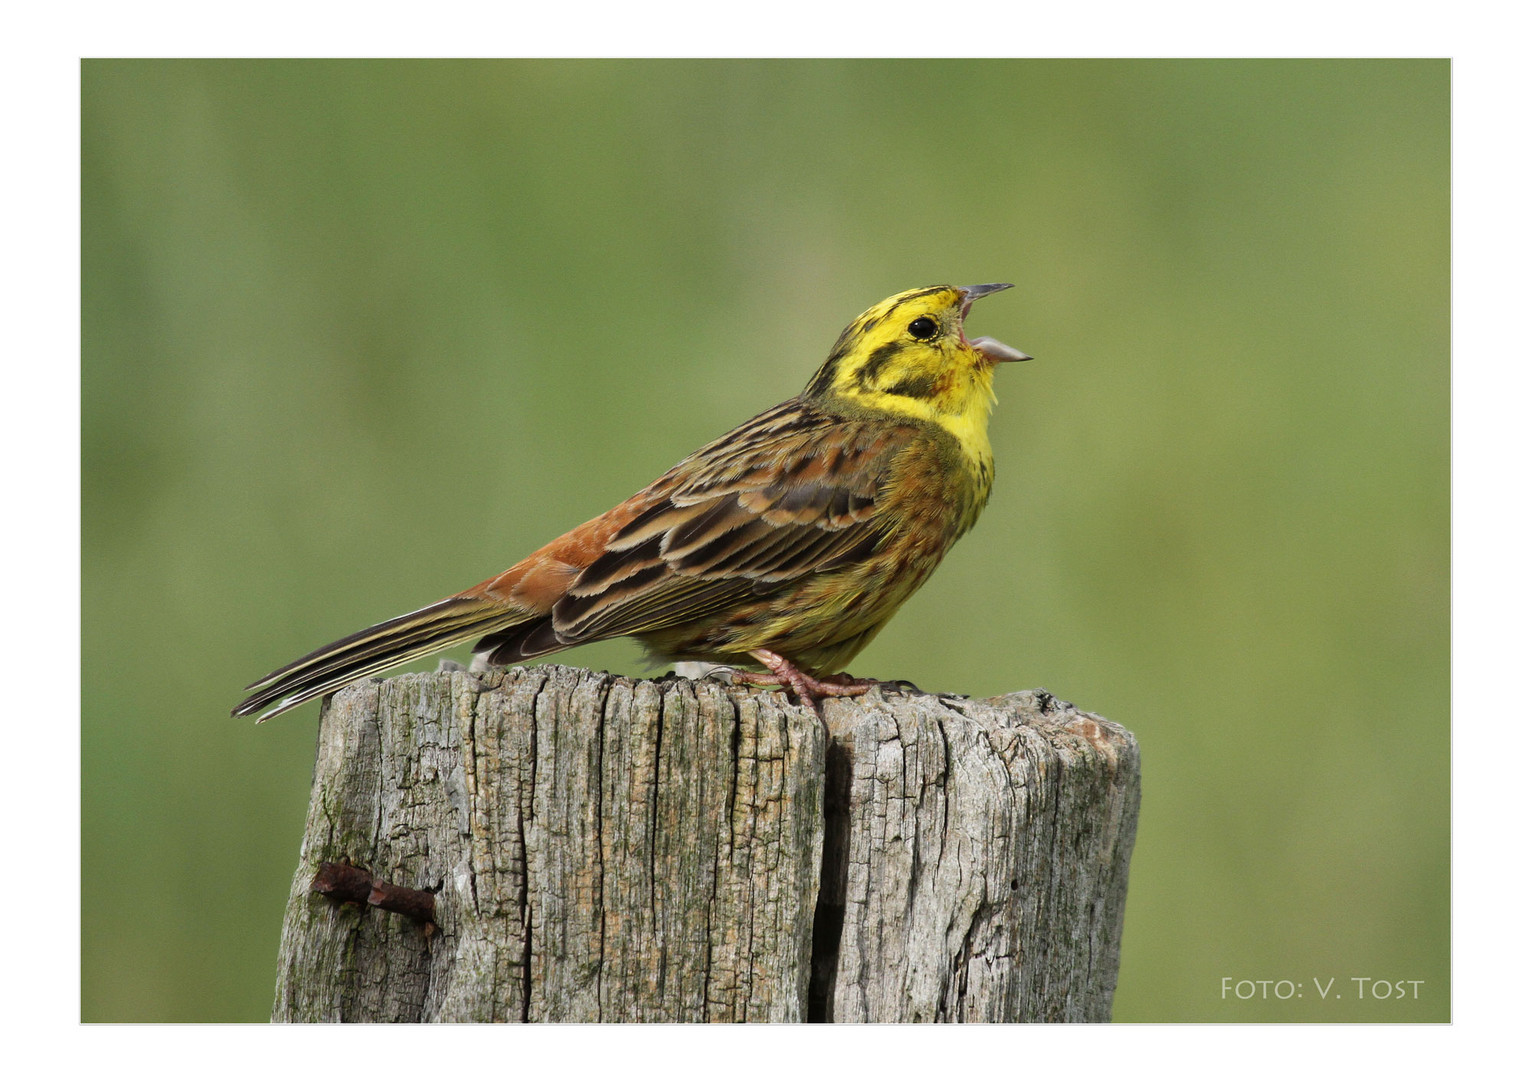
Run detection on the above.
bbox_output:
[271,664,1140,1023]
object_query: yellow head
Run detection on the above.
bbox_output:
[804,284,1029,470]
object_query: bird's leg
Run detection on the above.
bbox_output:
[732,649,875,712]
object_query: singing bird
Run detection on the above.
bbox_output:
[234,284,1029,721]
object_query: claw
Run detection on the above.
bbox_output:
[731,648,877,716]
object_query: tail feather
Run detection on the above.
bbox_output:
[233,595,531,721]
[473,616,568,666]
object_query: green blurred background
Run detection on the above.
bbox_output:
[81,59,1448,1022]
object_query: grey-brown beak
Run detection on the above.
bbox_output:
[957,283,1030,362]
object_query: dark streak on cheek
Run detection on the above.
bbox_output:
[858,341,904,389]
[883,373,938,401]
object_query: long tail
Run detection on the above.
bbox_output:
[232,595,533,721]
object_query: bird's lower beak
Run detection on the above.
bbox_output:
[970,336,1032,364]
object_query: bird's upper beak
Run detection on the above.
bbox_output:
[958,283,1032,363]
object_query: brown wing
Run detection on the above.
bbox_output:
[474,398,907,664]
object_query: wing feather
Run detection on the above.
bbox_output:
[540,399,907,645]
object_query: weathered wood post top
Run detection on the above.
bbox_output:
[272,665,1140,1023]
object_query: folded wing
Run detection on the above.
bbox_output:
[475,400,901,663]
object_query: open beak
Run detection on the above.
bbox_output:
[957,283,1032,363]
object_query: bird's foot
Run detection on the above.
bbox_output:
[732,649,877,714]
[672,661,734,682]
[820,670,898,692]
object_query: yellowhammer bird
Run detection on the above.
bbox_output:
[234,283,1029,721]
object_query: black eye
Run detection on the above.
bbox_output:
[907,316,938,340]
